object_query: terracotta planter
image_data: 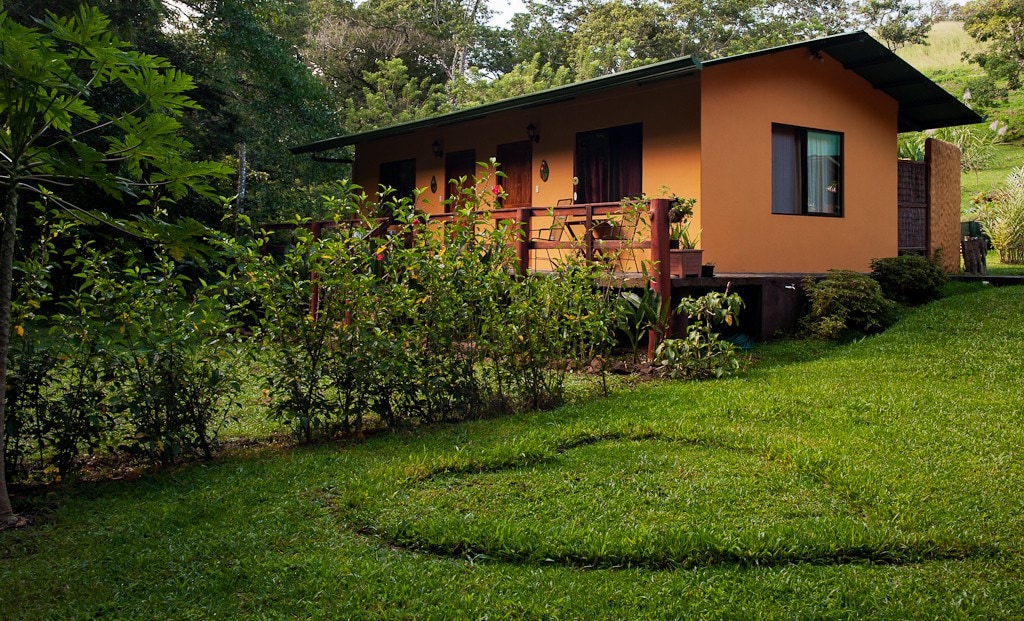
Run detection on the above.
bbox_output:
[669,248,702,277]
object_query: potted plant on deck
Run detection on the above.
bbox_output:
[669,208,702,277]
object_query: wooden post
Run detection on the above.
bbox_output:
[962,237,987,274]
[583,204,595,261]
[309,220,322,318]
[648,198,672,359]
[517,207,531,275]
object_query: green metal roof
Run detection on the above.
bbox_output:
[291,31,981,155]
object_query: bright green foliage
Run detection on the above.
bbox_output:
[616,288,669,362]
[655,290,744,379]
[0,4,230,522]
[970,166,1024,264]
[801,270,899,339]
[567,0,681,79]
[962,0,1024,89]
[343,58,450,132]
[857,0,933,51]
[3,218,243,478]
[869,254,947,305]
[897,132,925,160]
[236,165,619,441]
[668,0,854,58]
[0,6,229,206]
[931,125,997,177]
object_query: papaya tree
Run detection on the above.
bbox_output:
[0,5,230,527]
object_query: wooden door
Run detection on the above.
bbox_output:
[496,141,532,209]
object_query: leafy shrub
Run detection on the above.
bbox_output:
[970,166,1024,264]
[931,126,995,175]
[66,244,241,465]
[801,270,898,340]
[654,290,744,379]
[239,164,620,441]
[869,255,947,305]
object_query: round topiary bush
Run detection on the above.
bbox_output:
[869,254,947,306]
[801,270,899,340]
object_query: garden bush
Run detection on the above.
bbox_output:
[4,216,242,480]
[801,270,898,340]
[970,166,1024,264]
[236,165,621,441]
[654,290,744,379]
[869,254,947,305]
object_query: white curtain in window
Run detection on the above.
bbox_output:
[772,126,800,214]
[807,131,840,214]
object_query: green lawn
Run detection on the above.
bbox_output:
[3,284,1024,619]
[962,143,1024,206]
[985,249,1024,275]
[897,21,978,74]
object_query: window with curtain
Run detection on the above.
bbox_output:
[771,124,842,216]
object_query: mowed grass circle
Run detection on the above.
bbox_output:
[349,435,968,568]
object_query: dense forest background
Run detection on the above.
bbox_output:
[2,0,1014,224]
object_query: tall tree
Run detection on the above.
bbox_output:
[962,0,1024,89]
[567,0,681,78]
[667,0,853,58]
[857,0,933,51]
[163,0,340,223]
[0,5,230,526]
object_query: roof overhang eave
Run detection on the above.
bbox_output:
[290,57,702,155]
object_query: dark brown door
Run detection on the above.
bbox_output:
[445,149,476,212]
[496,141,532,209]
[575,124,642,204]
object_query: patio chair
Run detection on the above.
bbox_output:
[595,207,646,273]
[532,213,579,270]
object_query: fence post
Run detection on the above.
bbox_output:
[648,198,672,359]
[516,207,531,275]
[309,220,322,318]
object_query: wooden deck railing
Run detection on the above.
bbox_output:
[262,198,675,347]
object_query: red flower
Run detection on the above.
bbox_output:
[491,184,501,196]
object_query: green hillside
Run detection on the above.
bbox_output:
[896,22,1024,212]
[897,20,978,74]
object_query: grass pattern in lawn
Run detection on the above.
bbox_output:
[341,430,989,569]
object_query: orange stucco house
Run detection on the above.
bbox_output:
[292,32,980,274]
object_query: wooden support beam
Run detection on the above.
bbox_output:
[648,198,672,359]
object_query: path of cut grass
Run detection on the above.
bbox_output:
[2,285,1024,619]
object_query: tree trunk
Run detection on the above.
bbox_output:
[234,141,247,237]
[0,187,19,524]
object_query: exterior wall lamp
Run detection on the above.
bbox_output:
[527,123,540,143]
[432,140,444,157]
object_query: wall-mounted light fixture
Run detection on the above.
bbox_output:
[527,123,540,143]
[432,140,444,157]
